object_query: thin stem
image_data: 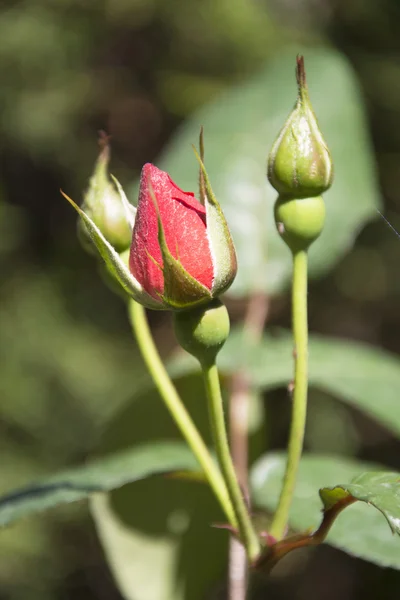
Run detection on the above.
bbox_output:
[202,361,261,563]
[128,299,237,530]
[255,496,357,572]
[228,293,269,599]
[269,249,309,540]
[228,370,250,600]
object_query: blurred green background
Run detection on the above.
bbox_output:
[2,1,400,599]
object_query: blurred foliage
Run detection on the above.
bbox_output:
[2,1,400,600]
[6,329,400,596]
[170,328,400,440]
[0,442,196,528]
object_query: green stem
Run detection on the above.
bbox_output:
[202,361,261,563]
[270,249,309,540]
[128,299,237,530]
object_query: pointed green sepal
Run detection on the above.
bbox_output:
[110,174,136,230]
[198,126,206,205]
[192,146,237,296]
[62,191,164,310]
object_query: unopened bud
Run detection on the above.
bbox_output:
[78,135,134,254]
[268,56,333,198]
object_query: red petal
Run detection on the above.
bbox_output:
[129,164,214,300]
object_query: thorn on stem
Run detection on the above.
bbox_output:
[259,531,277,547]
[212,523,239,537]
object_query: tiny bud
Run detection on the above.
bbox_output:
[268,56,333,198]
[79,136,134,254]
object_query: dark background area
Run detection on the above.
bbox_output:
[2,1,400,599]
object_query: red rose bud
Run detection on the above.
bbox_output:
[129,161,237,310]
[79,138,136,253]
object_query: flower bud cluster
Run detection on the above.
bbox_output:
[64,133,237,312]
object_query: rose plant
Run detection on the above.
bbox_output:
[1,56,400,600]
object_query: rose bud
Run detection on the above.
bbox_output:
[63,146,236,311]
[129,159,237,310]
[268,56,333,198]
[78,135,136,254]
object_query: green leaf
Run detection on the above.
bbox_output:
[320,471,400,534]
[90,373,266,600]
[90,374,231,600]
[170,328,400,438]
[91,476,227,600]
[251,453,400,568]
[0,442,196,527]
[151,48,381,296]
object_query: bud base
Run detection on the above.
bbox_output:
[274,195,325,253]
[173,299,230,367]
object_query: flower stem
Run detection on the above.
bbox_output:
[270,249,309,540]
[127,299,238,530]
[202,361,261,563]
[228,292,269,599]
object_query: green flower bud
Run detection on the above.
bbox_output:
[173,299,230,367]
[268,56,333,198]
[78,135,135,254]
[274,195,325,253]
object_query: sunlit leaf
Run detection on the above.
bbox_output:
[0,442,196,527]
[320,471,400,534]
[251,453,400,568]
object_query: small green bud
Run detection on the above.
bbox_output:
[274,195,325,253]
[268,56,333,198]
[173,299,230,367]
[78,134,135,254]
